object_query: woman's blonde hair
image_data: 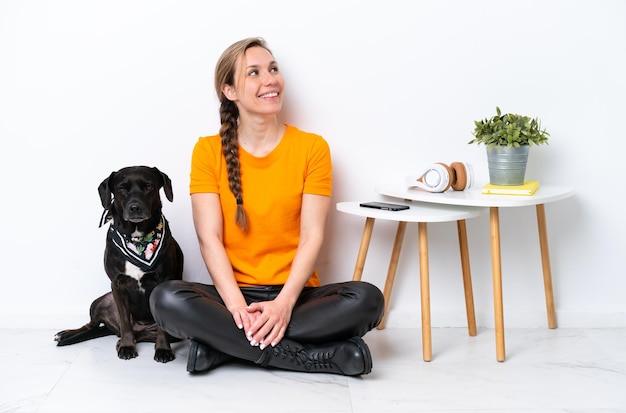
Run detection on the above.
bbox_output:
[214,37,272,232]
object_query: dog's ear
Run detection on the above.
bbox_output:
[154,167,174,202]
[98,172,116,208]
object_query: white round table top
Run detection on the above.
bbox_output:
[375,183,574,208]
[336,201,486,223]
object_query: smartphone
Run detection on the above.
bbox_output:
[359,201,410,211]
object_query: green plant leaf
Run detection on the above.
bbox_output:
[469,106,549,147]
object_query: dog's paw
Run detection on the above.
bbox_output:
[116,342,139,360]
[154,348,175,363]
[117,346,139,360]
[54,330,73,346]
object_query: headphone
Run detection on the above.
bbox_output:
[406,162,474,193]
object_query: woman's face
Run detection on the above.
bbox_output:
[226,46,284,117]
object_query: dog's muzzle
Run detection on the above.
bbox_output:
[124,201,150,222]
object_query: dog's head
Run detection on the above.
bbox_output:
[98,166,174,223]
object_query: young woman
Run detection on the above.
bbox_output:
[150,37,384,376]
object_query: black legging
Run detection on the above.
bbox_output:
[149,280,384,363]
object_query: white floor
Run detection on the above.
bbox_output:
[1,327,626,413]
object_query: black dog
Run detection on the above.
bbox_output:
[55,166,184,363]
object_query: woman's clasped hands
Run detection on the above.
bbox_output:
[232,299,292,350]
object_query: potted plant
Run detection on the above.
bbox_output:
[468,106,550,185]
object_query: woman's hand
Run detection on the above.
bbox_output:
[244,298,293,349]
[229,305,256,334]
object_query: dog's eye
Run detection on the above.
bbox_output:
[146,184,154,191]
[118,187,128,195]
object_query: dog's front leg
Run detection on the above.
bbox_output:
[111,278,138,360]
[154,327,175,363]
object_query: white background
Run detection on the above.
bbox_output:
[1,0,624,329]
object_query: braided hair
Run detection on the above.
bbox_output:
[214,37,272,232]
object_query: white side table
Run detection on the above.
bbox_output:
[375,183,575,361]
[336,201,486,361]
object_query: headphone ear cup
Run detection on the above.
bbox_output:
[449,162,474,191]
[450,162,467,191]
[406,162,451,192]
[422,162,452,192]
[434,162,453,192]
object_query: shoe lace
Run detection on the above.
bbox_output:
[273,344,334,371]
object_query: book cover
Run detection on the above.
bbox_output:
[482,180,540,196]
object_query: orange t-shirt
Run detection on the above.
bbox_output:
[190,124,332,287]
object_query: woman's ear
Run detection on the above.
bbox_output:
[223,85,237,101]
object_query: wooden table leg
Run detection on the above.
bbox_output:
[418,222,432,362]
[378,221,408,330]
[352,217,375,281]
[457,219,477,337]
[536,204,557,329]
[490,207,506,362]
